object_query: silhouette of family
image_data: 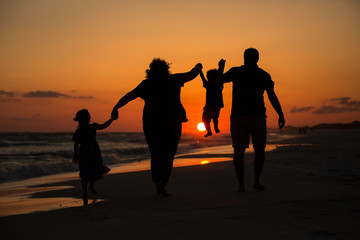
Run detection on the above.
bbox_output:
[72,48,285,203]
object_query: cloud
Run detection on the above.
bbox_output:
[23,91,93,99]
[0,90,20,102]
[290,106,313,113]
[0,90,15,97]
[330,97,360,108]
[1,90,93,99]
[310,97,360,114]
[312,105,359,114]
[75,96,93,99]
[24,91,68,98]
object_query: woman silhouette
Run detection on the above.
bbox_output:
[112,58,202,196]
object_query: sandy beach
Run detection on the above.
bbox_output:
[1,129,360,239]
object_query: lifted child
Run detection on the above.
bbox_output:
[200,59,225,137]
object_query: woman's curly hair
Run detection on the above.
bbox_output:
[145,58,171,80]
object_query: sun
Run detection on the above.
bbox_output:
[197,122,206,132]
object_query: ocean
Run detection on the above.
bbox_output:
[0,131,287,184]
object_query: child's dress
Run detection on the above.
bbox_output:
[73,124,110,182]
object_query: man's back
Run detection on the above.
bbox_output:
[223,64,274,117]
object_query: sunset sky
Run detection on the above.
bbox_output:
[1,0,360,133]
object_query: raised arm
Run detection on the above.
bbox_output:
[182,63,203,83]
[218,59,225,74]
[221,67,234,84]
[95,118,114,130]
[199,70,207,86]
[266,88,285,129]
[111,89,139,120]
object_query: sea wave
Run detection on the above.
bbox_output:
[0,131,287,183]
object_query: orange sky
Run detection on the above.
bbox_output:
[1,0,360,133]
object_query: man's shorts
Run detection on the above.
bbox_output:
[230,116,267,149]
[202,107,220,122]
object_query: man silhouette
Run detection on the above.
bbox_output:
[223,48,285,192]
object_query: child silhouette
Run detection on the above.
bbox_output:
[72,109,114,205]
[200,59,225,137]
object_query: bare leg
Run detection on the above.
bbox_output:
[204,121,212,137]
[253,148,266,190]
[157,180,170,196]
[89,181,97,195]
[214,117,220,133]
[233,147,246,192]
[81,180,88,205]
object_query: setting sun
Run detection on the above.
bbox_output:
[197,122,206,132]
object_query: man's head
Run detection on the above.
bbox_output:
[243,48,259,65]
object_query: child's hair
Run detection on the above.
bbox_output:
[207,69,219,82]
[74,109,91,128]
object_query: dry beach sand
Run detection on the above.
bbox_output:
[1,129,360,239]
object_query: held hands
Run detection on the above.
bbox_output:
[195,63,203,71]
[278,116,285,129]
[111,109,119,120]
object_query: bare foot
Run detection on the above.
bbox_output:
[82,196,88,206]
[253,183,266,191]
[215,128,220,133]
[156,181,170,196]
[204,132,212,138]
[237,185,245,193]
[157,190,171,197]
